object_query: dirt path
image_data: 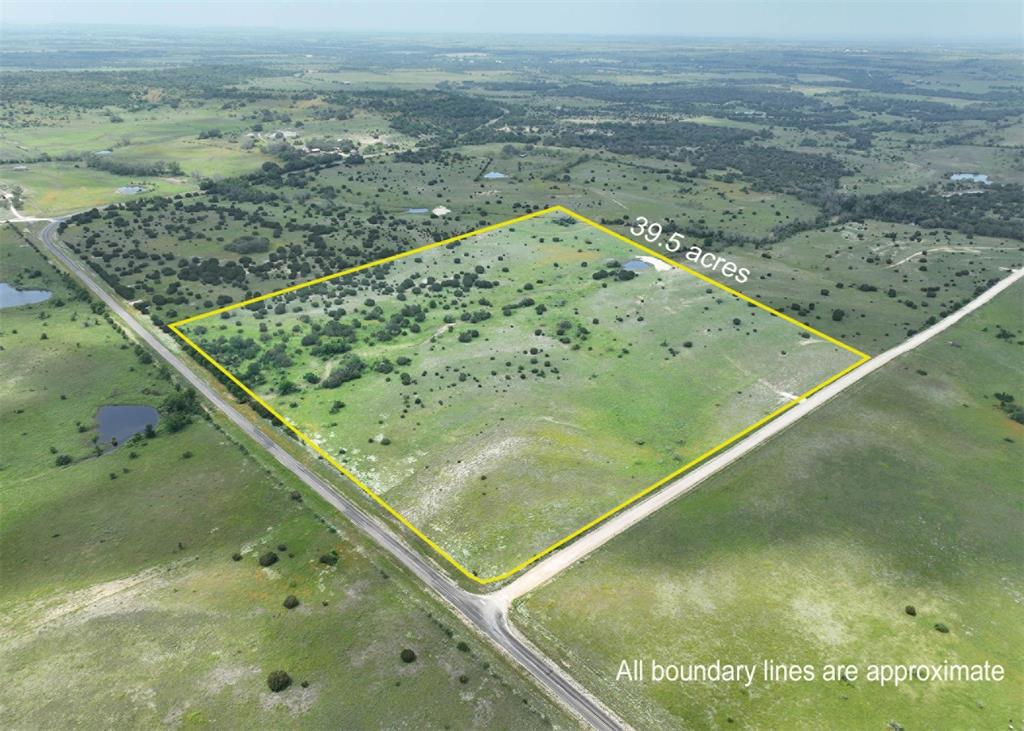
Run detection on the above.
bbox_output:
[492,266,1024,606]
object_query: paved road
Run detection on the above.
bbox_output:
[492,266,1024,605]
[35,216,1022,729]
[34,220,624,731]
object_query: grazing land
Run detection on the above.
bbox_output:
[0,226,570,728]
[1,26,1021,728]
[513,282,1024,729]
[174,210,863,579]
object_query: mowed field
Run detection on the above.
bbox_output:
[0,103,280,216]
[177,212,863,580]
[0,227,570,729]
[512,281,1024,729]
[1,161,195,218]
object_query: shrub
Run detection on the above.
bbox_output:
[232,553,242,561]
[319,553,338,566]
[400,648,417,663]
[267,670,292,692]
[904,605,916,616]
[226,235,270,254]
[934,623,950,633]
[258,551,279,567]
[161,388,201,432]
[322,354,365,388]
[283,595,299,609]
[55,454,73,467]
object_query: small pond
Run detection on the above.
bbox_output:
[482,171,508,180]
[0,282,52,309]
[622,258,653,272]
[116,185,146,195]
[949,173,990,184]
[406,207,429,214]
[97,404,159,446]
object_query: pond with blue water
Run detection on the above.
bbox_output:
[97,405,160,447]
[0,282,52,309]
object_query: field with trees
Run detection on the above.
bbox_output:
[513,283,1023,728]
[0,226,570,728]
[175,212,862,578]
[2,27,1021,727]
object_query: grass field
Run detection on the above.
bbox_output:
[512,281,1023,729]
[0,161,195,217]
[0,226,571,728]
[0,104,257,159]
[726,219,1023,354]
[176,211,863,580]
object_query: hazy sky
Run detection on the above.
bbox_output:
[1,1,1021,40]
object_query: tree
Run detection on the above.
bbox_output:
[267,670,292,692]
[225,235,270,254]
[322,354,365,388]
[400,648,417,663]
[160,388,201,432]
[259,551,279,567]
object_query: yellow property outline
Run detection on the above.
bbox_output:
[170,205,870,585]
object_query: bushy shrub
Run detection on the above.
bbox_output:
[322,354,365,388]
[160,388,201,432]
[267,670,291,692]
[225,235,270,254]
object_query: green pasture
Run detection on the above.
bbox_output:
[179,215,861,578]
[514,282,1024,729]
[0,226,570,729]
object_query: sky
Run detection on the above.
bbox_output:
[1,1,1021,40]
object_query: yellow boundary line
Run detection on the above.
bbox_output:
[170,204,870,585]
